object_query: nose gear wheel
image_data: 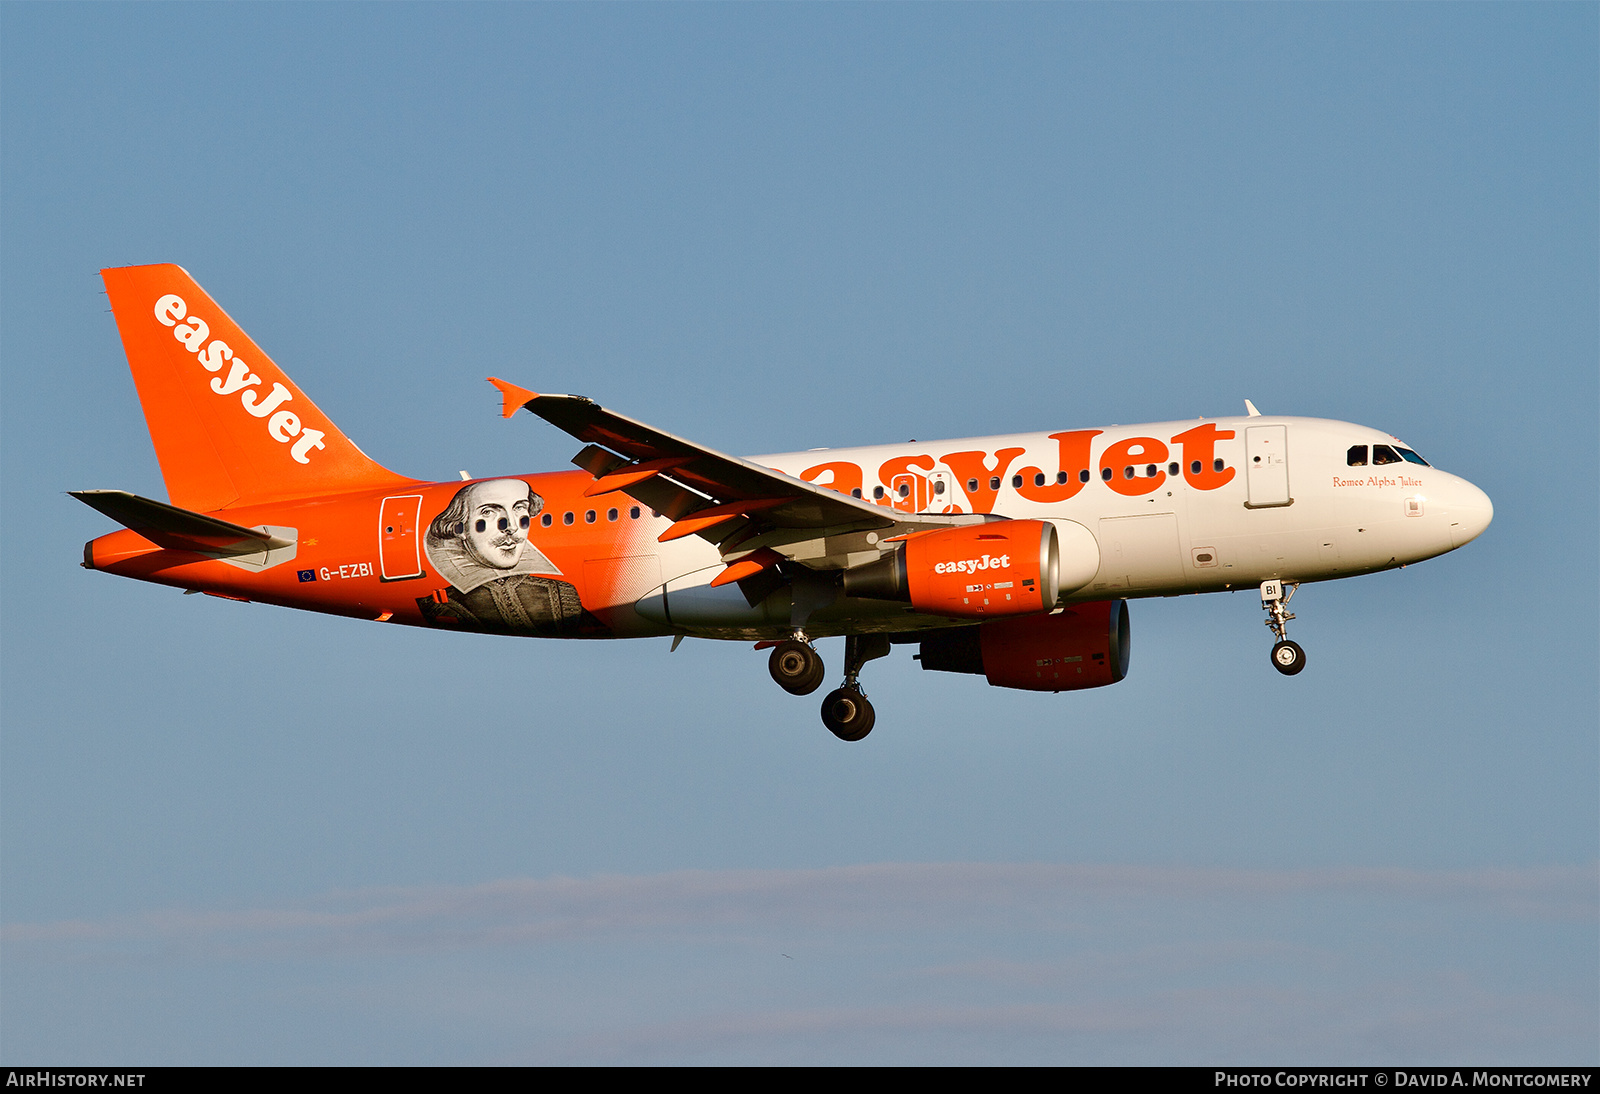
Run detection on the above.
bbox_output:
[1271,639,1306,675]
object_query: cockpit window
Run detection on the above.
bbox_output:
[1396,447,1430,467]
[1347,445,1368,467]
[1372,445,1402,466]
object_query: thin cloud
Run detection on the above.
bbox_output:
[5,862,1594,956]
[540,980,1592,1065]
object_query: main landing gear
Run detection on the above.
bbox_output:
[764,632,890,741]
[768,635,825,695]
[1260,579,1306,676]
[819,634,890,742]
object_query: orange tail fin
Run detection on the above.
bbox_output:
[101,264,414,512]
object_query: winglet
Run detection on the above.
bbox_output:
[1244,399,1262,417]
[487,377,538,419]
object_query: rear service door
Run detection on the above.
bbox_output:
[379,494,425,581]
[1245,426,1292,508]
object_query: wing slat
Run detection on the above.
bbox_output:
[488,382,1000,560]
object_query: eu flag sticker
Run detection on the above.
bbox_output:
[297,569,317,582]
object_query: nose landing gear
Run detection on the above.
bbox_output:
[1261,580,1306,676]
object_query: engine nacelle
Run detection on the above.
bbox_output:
[844,520,1060,619]
[917,599,1130,692]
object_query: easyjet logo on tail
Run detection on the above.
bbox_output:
[153,294,325,465]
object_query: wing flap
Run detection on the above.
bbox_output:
[498,386,898,529]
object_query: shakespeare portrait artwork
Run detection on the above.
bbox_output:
[416,478,591,636]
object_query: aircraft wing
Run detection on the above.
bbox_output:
[488,379,985,568]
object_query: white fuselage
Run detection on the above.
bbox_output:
[628,415,1493,640]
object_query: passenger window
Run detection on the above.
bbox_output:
[1347,445,1368,467]
[1213,458,1225,473]
[1012,475,1024,489]
[1056,471,1068,485]
[585,510,596,524]
[1079,470,1090,483]
[607,508,618,522]
[629,506,641,519]
[540,513,552,528]
[563,512,574,526]
[1101,467,1113,481]
[1190,460,1201,475]
[897,483,910,498]
[1372,445,1401,466]
[1396,447,1430,467]
[1123,466,1134,479]
[873,486,885,499]
[851,488,862,498]
[1145,464,1157,477]
[933,481,945,495]
[967,479,978,492]
[1168,462,1179,476]
[989,477,1001,490]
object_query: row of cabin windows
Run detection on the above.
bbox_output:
[846,459,1230,500]
[479,515,532,532]
[539,505,644,528]
[546,449,1416,520]
[1347,444,1429,468]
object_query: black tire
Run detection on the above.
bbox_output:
[821,687,875,741]
[800,655,827,695]
[770,640,824,695]
[1270,640,1306,676]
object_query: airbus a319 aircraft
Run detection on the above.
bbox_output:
[77,265,1493,741]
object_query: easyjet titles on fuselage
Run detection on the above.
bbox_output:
[792,422,1240,516]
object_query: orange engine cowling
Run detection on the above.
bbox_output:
[916,599,1130,691]
[843,520,1060,620]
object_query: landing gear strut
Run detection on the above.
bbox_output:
[820,634,890,742]
[1260,580,1306,676]
[769,634,825,695]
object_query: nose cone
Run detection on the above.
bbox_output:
[1446,478,1493,549]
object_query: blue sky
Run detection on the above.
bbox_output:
[2,3,1594,1064]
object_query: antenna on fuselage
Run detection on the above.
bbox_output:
[1244,400,1262,417]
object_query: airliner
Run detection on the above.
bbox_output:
[76,265,1493,741]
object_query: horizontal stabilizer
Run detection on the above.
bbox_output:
[70,490,292,556]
